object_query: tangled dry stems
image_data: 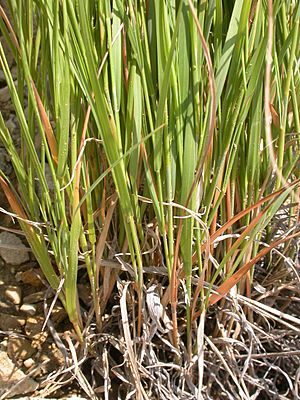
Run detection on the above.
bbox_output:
[30,238,300,400]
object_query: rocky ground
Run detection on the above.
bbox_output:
[0,205,92,399]
[0,227,71,398]
[0,14,87,397]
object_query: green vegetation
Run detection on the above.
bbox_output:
[0,0,299,397]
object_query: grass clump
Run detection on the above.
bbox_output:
[0,0,299,398]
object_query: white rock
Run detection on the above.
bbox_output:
[5,285,22,305]
[0,232,30,265]
[23,358,35,368]
[20,304,37,316]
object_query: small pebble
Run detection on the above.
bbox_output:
[0,86,10,103]
[0,350,38,396]
[25,316,44,338]
[5,285,22,305]
[5,117,16,132]
[20,304,37,316]
[11,65,18,79]
[40,354,50,363]
[0,313,25,331]
[0,232,30,265]
[23,291,47,304]
[16,269,43,287]
[23,357,35,368]
[7,337,36,360]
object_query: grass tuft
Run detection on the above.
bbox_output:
[0,0,299,397]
